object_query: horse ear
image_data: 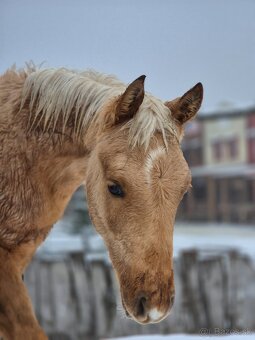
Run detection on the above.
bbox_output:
[165,82,203,125]
[115,75,146,124]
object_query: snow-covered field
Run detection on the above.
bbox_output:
[38,221,255,260]
[109,334,255,340]
[173,222,255,258]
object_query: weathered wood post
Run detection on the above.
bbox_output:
[25,249,255,338]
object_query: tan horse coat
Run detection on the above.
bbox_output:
[0,66,203,339]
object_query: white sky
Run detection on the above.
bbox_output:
[1,0,255,111]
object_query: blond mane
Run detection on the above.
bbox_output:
[20,66,178,148]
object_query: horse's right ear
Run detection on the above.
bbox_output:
[115,75,146,124]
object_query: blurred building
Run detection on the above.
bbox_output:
[179,107,255,224]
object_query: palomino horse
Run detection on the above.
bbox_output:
[0,65,203,339]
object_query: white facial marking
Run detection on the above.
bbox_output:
[145,146,166,182]
[148,308,164,321]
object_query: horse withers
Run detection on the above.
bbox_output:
[0,66,203,339]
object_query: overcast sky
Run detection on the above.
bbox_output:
[1,0,255,111]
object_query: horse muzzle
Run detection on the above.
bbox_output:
[122,289,175,324]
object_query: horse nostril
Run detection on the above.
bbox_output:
[136,295,148,318]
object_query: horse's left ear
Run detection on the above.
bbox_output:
[165,82,203,125]
[115,75,146,124]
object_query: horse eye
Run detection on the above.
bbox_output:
[108,184,124,197]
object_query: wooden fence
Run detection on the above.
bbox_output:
[24,249,255,339]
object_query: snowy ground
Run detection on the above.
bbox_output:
[173,222,255,258]
[38,221,255,260]
[108,334,255,340]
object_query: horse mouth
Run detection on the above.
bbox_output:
[120,290,174,324]
[121,296,166,324]
[122,303,167,324]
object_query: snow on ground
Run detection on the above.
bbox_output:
[109,334,255,340]
[37,221,84,257]
[173,222,255,259]
[38,221,255,261]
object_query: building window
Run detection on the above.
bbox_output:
[247,179,255,203]
[212,141,222,161]
[183,147,203,167]
[228,179,243,204]
[192,178,207,201]
[228,138,238,159]
[249,137,255,163]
